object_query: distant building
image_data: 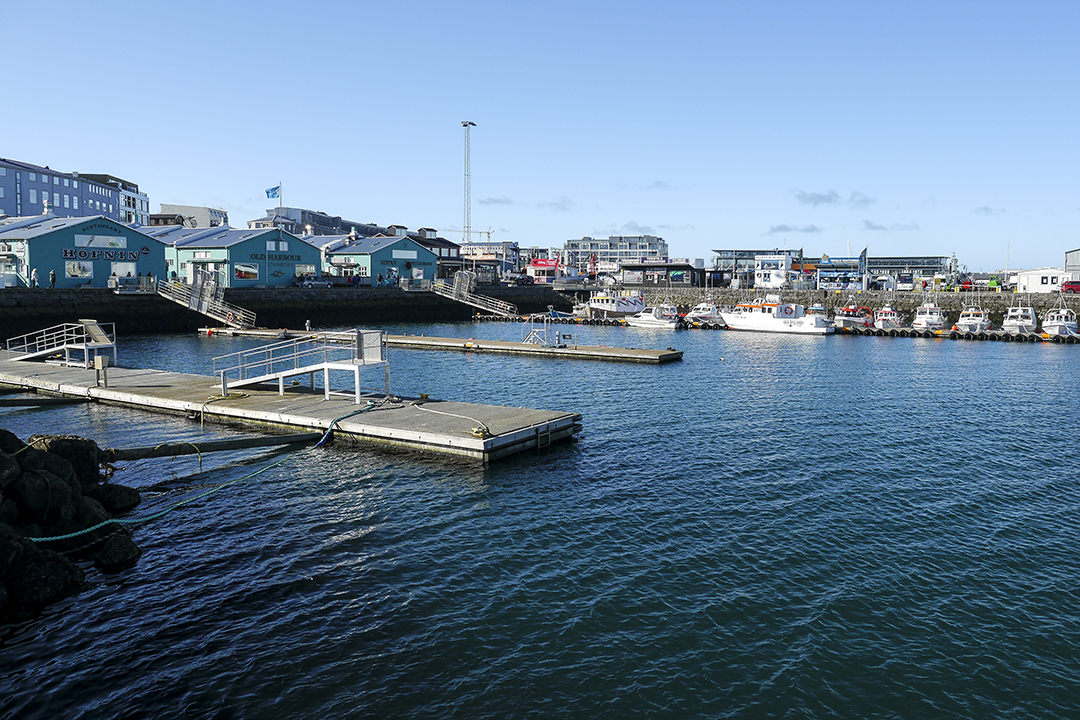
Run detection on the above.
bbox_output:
[619,259,699,288]
[1016,267,1066,294]
[461,240,519,276]
[710,249,804,288]
[1065,248,1080,280]
[0,158,149,225]
[563,235,669,271]
[140,225,319,287]
[306,234,438,286]
[0,214,166,289]
[160,204,229,228]
[248,206,371,236]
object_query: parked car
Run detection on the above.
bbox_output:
[1062,280,1080,294]
[507,274,534,286]
[299,275,332,288]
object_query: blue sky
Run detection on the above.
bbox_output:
[6,1,1077,271]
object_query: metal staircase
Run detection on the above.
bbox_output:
[431,270,518,317]
[156,268,256,329]
[4,319,118,368]
[211,329,389,403]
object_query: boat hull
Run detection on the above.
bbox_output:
[719,315,833,335]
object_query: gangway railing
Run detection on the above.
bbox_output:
[4,320,117,368]
[212,329,389,403]
[431,277,518,316]
[521,314,573,347]
[156,277,256,329]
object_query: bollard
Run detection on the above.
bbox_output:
[94,355,109,388]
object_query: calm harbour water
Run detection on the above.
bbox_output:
[2,322,1079,719]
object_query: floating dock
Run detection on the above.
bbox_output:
[198,327,683,364]
[0,352,581,463]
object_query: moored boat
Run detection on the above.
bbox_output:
[580,288,645,319]
[955,305,991,333]
[833,295,874,329]
[912,300,949,331]
[1042,297,1078,336]
[684,298,723,326]
[874,303,907,330]
[623,303,682,329]
[1002,303,1038,334]
[718,294,833,335]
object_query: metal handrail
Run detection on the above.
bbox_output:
[431,279,518,316]
[6,322,116,355]
[212,329,387,384]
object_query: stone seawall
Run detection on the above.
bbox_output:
[0,286,572,338]
[570,288,1076,327]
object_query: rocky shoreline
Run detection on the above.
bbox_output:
[1,430,143,624]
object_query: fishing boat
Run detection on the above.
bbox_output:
[911,299,949,331]
[874,303,907,330]
[1042,297,1078,336]
[718,294,833,335]
[954,305,991,333]
[833,295,874,329]
[623,303,682,329]
[576,288,645,319]
[1002,301,1038,334]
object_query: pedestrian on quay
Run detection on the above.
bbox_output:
[49,269,56,288]
[30,268,38,288]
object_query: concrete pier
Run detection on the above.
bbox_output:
[0,353,581,463]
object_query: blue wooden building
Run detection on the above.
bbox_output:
[0,214,166,288]
[141,226,320,287]
[307,234,438,286]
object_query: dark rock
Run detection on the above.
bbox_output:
[92,531,142,572]
[0,429,27,455]
[86,483,141,514]
[1,532,86,621]
[27,435,104,489]
[7,470,51,522]
[0,452,20,490]
[0,498,18,525]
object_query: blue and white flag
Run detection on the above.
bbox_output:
[266,185,281,199]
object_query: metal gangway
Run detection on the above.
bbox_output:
[4,319,118,368]
[156,268,256,329]
[212,329,389,404]
[431,270,518,317]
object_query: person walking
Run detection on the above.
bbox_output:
[49,269,56,288]
[30,268,38,288]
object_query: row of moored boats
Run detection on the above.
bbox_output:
[573,289,1080,336]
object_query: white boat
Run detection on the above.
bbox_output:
[684,298,723,325]
[1042,298,1078,336]
[912,300,949,331]
[806,303,832,325]
[833,296,874,329]
[718,295,833,335]
[1002,303,1038,334]
[874,303,907,330]
[955,305,991,333]
[579,288,645,318]
[623,303,681,328]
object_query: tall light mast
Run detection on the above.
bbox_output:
[462,121,476,270]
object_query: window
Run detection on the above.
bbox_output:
[29,188,37,205]
[29,173,36,181]
[279,241,288,251]
[266,241,277,251]
[73,197,78,210]
[63,178,69,187]
[53,176,59,185]
[53,192,60,206]
[63,195,70,208]
[0,187,4,198]
[73,181,78,189]
[0,167,5,176]
[1042,276,1049,285]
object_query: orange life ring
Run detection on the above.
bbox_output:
[226,312,235,324]
[783,306,793,316]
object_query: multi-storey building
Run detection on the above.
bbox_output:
[160,204,229,228]
[0,158,149,225]
[562,235,669,271]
